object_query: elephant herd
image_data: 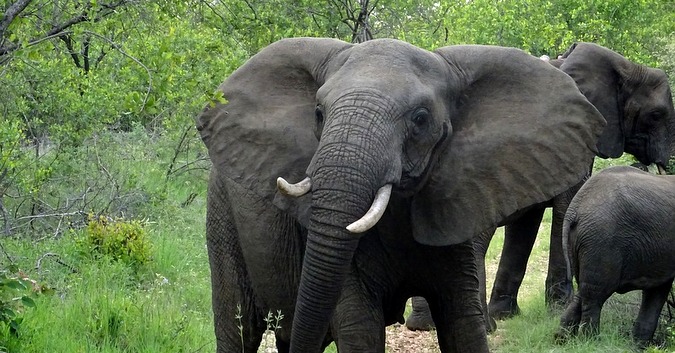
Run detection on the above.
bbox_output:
[195,37,675,352]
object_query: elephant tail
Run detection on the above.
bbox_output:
[561,210,577,300]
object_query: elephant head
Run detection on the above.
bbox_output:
[196,38,605,352]
[559,42,675,169]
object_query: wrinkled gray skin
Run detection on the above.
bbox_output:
[556,166,675,345]
[406,42,675,332]
[196,38,605,353]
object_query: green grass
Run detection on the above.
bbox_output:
[1,133,671,352]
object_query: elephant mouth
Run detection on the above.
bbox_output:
[624,135,656,163]
[396,123,450,196]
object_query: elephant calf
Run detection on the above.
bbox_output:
[557,165,675,345]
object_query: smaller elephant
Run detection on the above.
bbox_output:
[557,165,675,345]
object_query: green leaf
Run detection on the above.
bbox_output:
[21,296,36,308]
[5,279,26,290]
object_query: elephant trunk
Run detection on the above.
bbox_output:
[289,97,399,352]
[289,179,375,352]
[291,125,400,353]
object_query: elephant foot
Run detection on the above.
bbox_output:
[405,297,436,331]
[553,326,575,344]
[404,312,436,331]
[488,295,520,320]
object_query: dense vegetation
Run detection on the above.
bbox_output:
[1,1,674,352]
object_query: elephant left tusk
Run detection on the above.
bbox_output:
[277,177,312,196]
[346,184,392,233]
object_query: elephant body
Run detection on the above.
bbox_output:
[207,176,483,351]
[557,165,675,344]
[197,37,605,352]
[406,42,675,331]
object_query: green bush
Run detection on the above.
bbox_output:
[78,214,152,267]
[0,264,52,351]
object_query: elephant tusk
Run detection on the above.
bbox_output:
[346,184,393,233]
[657,164,667,175]
[277,176,312,196]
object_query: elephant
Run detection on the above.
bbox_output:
[556,165,675,345]
[405,41,675,331]
[196,37,606,353]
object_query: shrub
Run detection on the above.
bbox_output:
[78,214,152,267]
[0,264,52,350]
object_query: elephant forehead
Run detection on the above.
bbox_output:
[341,39,448,80]
[319,54,449,107]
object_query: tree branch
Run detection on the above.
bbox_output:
[82,30,152,111]
[82,34,91,73]
[0,0,131,56]
[0,0,33,38]
[59,34,82,68]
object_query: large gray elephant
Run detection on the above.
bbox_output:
[406,42,675,331]
[196,37,605,353]
[556,165,675,345]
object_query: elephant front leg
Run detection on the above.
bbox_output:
[547,180,585,308]
[330,274,386,353]
[407,227,497,334]
[489,207,544,319]
[472,228,497,332]
[427,240,489,353]
[209,258,266,353]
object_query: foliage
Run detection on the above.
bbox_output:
[390,0,674,65]
[77,214,151,267]
[0,171,212,352]
[657,34,675,91]
[0,263,51,351]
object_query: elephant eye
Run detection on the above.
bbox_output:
[648,109,664,121]
[314,104,325,139]
[315,105,325,126]
[411,108,430,127]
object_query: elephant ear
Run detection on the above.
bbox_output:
[559,42,627,158]
[410,45,606,246]
[196,38,352,225]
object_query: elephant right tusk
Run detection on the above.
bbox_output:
[346,184,392,233]
[277,177,312,196]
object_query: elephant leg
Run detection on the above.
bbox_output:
[207,218,265,352]
[577,283,611,338]
[473,228,497,333]
[427,240,488,353]
[545,200,568,308]
[407,228,497,334]
[633,279,674,344]
[330,273,386,352]
[555,293,582,342]
[489,207,545,319]
[405,296,436,331]
[546,183,584,308]
[207,177,266,353]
